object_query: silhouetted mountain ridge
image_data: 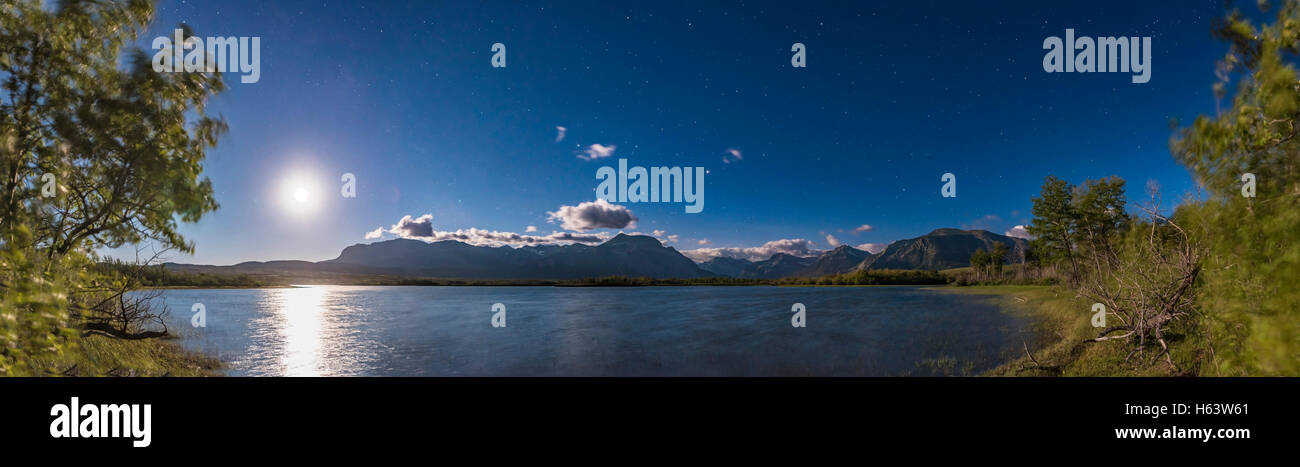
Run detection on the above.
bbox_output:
[165,229,1030,280]
[167,233,708,280]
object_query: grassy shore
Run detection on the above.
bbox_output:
[937,285,1186,376]
[19,334,222,377]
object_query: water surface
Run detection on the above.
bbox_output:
[157,285,1029,376]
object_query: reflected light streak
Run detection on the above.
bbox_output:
[279,286,327,376]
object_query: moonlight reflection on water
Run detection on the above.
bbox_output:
[155,285,1030,376]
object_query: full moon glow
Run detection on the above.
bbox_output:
[280,174,321,216]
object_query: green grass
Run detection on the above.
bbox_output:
[20,334,221,377]
[941,263,1064,286]
[937,285,1188,376]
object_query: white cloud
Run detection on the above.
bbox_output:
[722,148,743,164]
[681,238,821,262]
[697,239,710,245]
[825,234,841,247]
[525,225,538,233]
[546,199,638,231]
[555,126,567,142]
[652,229,666,237]
[853,224,874,233]
[577,143,616,161]
[390,214,434,238]
[1005,225,1033,240]
[424,228,612,246]
[856,243,888,254]
[666,234,679,243]
[364,214,614,247]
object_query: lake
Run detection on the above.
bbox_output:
[156,285,1032,376]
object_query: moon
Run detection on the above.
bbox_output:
[280,173,321,216]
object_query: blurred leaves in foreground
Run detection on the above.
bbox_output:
[1170,0,1300,375]
[1,0,223,375]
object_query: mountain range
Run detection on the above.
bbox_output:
[694,229,1029,279]
[165,229,1029,280]
[865,228,1028,270]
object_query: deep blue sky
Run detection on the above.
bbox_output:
[133,0,1232,264]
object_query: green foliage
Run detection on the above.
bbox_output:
[1027,174,1203,373]
[991,242,1009,273]
[968,244,1010,278]
[977,286,1189,376]
[1,0,224,256]
[788,268,946,286]
[0,0,225,375]
[1027,175,1130,278]
[970,248,990,272]
[1071,176,1130,255]
[944,263,1064,287]
[1027,175,1080,275]
[1172,0,1300,375]
[0,226,80,375]
[1015,0,1300,376]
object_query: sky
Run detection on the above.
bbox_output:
[125,0,1236,265]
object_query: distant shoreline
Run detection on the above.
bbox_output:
[143,285,300,290]
[146,282,944,289]
[138,268,956,289]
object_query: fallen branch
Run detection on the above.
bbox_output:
[82,322,169,340]
[1019,340,1060,373]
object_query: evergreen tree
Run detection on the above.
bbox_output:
[970,249,989,277]
[1027,175,1079,277]
[990,242,1009,275]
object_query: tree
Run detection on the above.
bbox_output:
[1027,176,1079,277]
[1023,243,1040,267]
[1,0,223,255]
[990,241,1009,275]
[1079,187,1203,370]
[970,248,989,278]
[1,0,225,373]
[1072,176,1130,269]
[1170,0,1300,375]
[1027,174,1199,370]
